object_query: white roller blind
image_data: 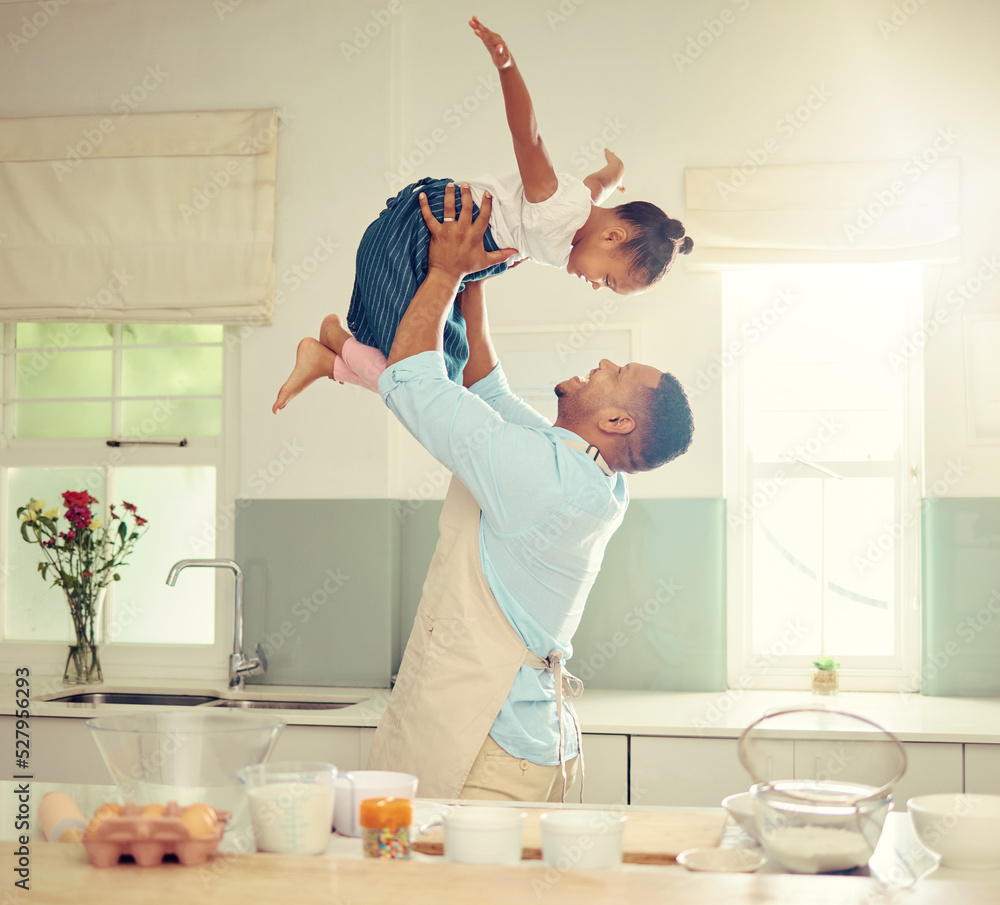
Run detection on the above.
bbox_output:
[0,108,278,324]
[684,158,961,267]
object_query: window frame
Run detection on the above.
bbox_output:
[724,265,924,692]
[0,323,239,682]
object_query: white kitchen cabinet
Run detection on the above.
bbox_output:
[792,740,963,808]
[2,715,377,786]
[630,736,793,807]
[2,716,111,784]
[566,734,628,805]
[965,744,1000,795]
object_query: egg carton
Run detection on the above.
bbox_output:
[83,801,231,867]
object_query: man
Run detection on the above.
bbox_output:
[367,183,694,802]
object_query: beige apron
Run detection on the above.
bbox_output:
[367,472,589,801]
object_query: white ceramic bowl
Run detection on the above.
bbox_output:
[539,810,626,871]
[722,792,760,842]
[444,807,525,865]
[908,793,1000,870]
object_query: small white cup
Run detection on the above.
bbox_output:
[540,810,627,871]
[444,807,525,865]
[237,761,337,855]
[332,770,418,837]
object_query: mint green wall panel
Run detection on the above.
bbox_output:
[235,497,728,692]
[237,500,400,687]
[921,498,1000,696]
[571,499,728,691]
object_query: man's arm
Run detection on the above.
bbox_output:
[458,280,498,389]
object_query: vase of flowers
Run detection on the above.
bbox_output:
[18,491,149,685]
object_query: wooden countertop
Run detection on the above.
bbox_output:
[9,843,999,904]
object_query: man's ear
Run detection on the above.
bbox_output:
[598,408,636,436]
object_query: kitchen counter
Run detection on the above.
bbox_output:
[4,778,999,902]
[6,838,1000,905]
[10,673,1000,743]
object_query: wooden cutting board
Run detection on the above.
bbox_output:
[413,808,727,864]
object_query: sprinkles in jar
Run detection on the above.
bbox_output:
[360,797,412,860]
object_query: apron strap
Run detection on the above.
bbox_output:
[525,649,586,804]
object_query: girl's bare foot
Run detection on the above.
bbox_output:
[320,313,352,355]
[272,338,337,413]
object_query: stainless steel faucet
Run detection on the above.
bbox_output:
[165,558,266,689]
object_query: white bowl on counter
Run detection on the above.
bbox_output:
[539,810,627,871]
[722,792,760,842]
[444,807,525,865]
[908,793,1000,870]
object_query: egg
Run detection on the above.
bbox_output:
[180,802,218,838]
[85,801,123,837]
[140,803,165,818]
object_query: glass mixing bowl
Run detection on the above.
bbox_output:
[751,779,892,874]
[87,710,286,847]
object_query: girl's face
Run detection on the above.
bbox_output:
[566,231,647,295]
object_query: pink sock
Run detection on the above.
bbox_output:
[333,337,387,393]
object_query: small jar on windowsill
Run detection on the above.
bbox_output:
[812,658,840,695]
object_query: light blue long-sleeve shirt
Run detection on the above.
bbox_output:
[379,351,628,765]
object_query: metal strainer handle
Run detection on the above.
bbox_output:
[737,706,908,803]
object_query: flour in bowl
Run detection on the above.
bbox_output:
[763,826,873,873]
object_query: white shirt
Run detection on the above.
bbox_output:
[466,172,593,268]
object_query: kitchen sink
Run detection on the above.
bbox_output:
[207,699,361,710]
[43,692,221,706]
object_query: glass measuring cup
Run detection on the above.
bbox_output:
[237,761,337,855]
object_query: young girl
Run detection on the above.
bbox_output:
[273,16,692,411]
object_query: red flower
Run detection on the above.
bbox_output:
[135,516,148,526]
[62,491,94,509]
[82,570,92,578]
[122,501,137,513]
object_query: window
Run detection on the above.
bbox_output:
[725,265,923,690]
[1,323,235,679]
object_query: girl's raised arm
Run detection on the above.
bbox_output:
[470,16,558,203]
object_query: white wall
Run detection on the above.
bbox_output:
[3,0,997,500]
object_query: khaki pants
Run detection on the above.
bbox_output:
[460,734,580,802]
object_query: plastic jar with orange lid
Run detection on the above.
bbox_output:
[360,797,412,860]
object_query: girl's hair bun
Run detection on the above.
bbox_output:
[679,235,694,255]
[663,218,686,242]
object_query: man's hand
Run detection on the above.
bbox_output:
[418,182,517,283]
[469,16,513,70]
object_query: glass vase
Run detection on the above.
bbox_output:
[811,668,838,695]
[63,586,106,685]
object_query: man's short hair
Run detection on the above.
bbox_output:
[623,373,694,472]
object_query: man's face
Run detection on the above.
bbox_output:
[555,359,663,419]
